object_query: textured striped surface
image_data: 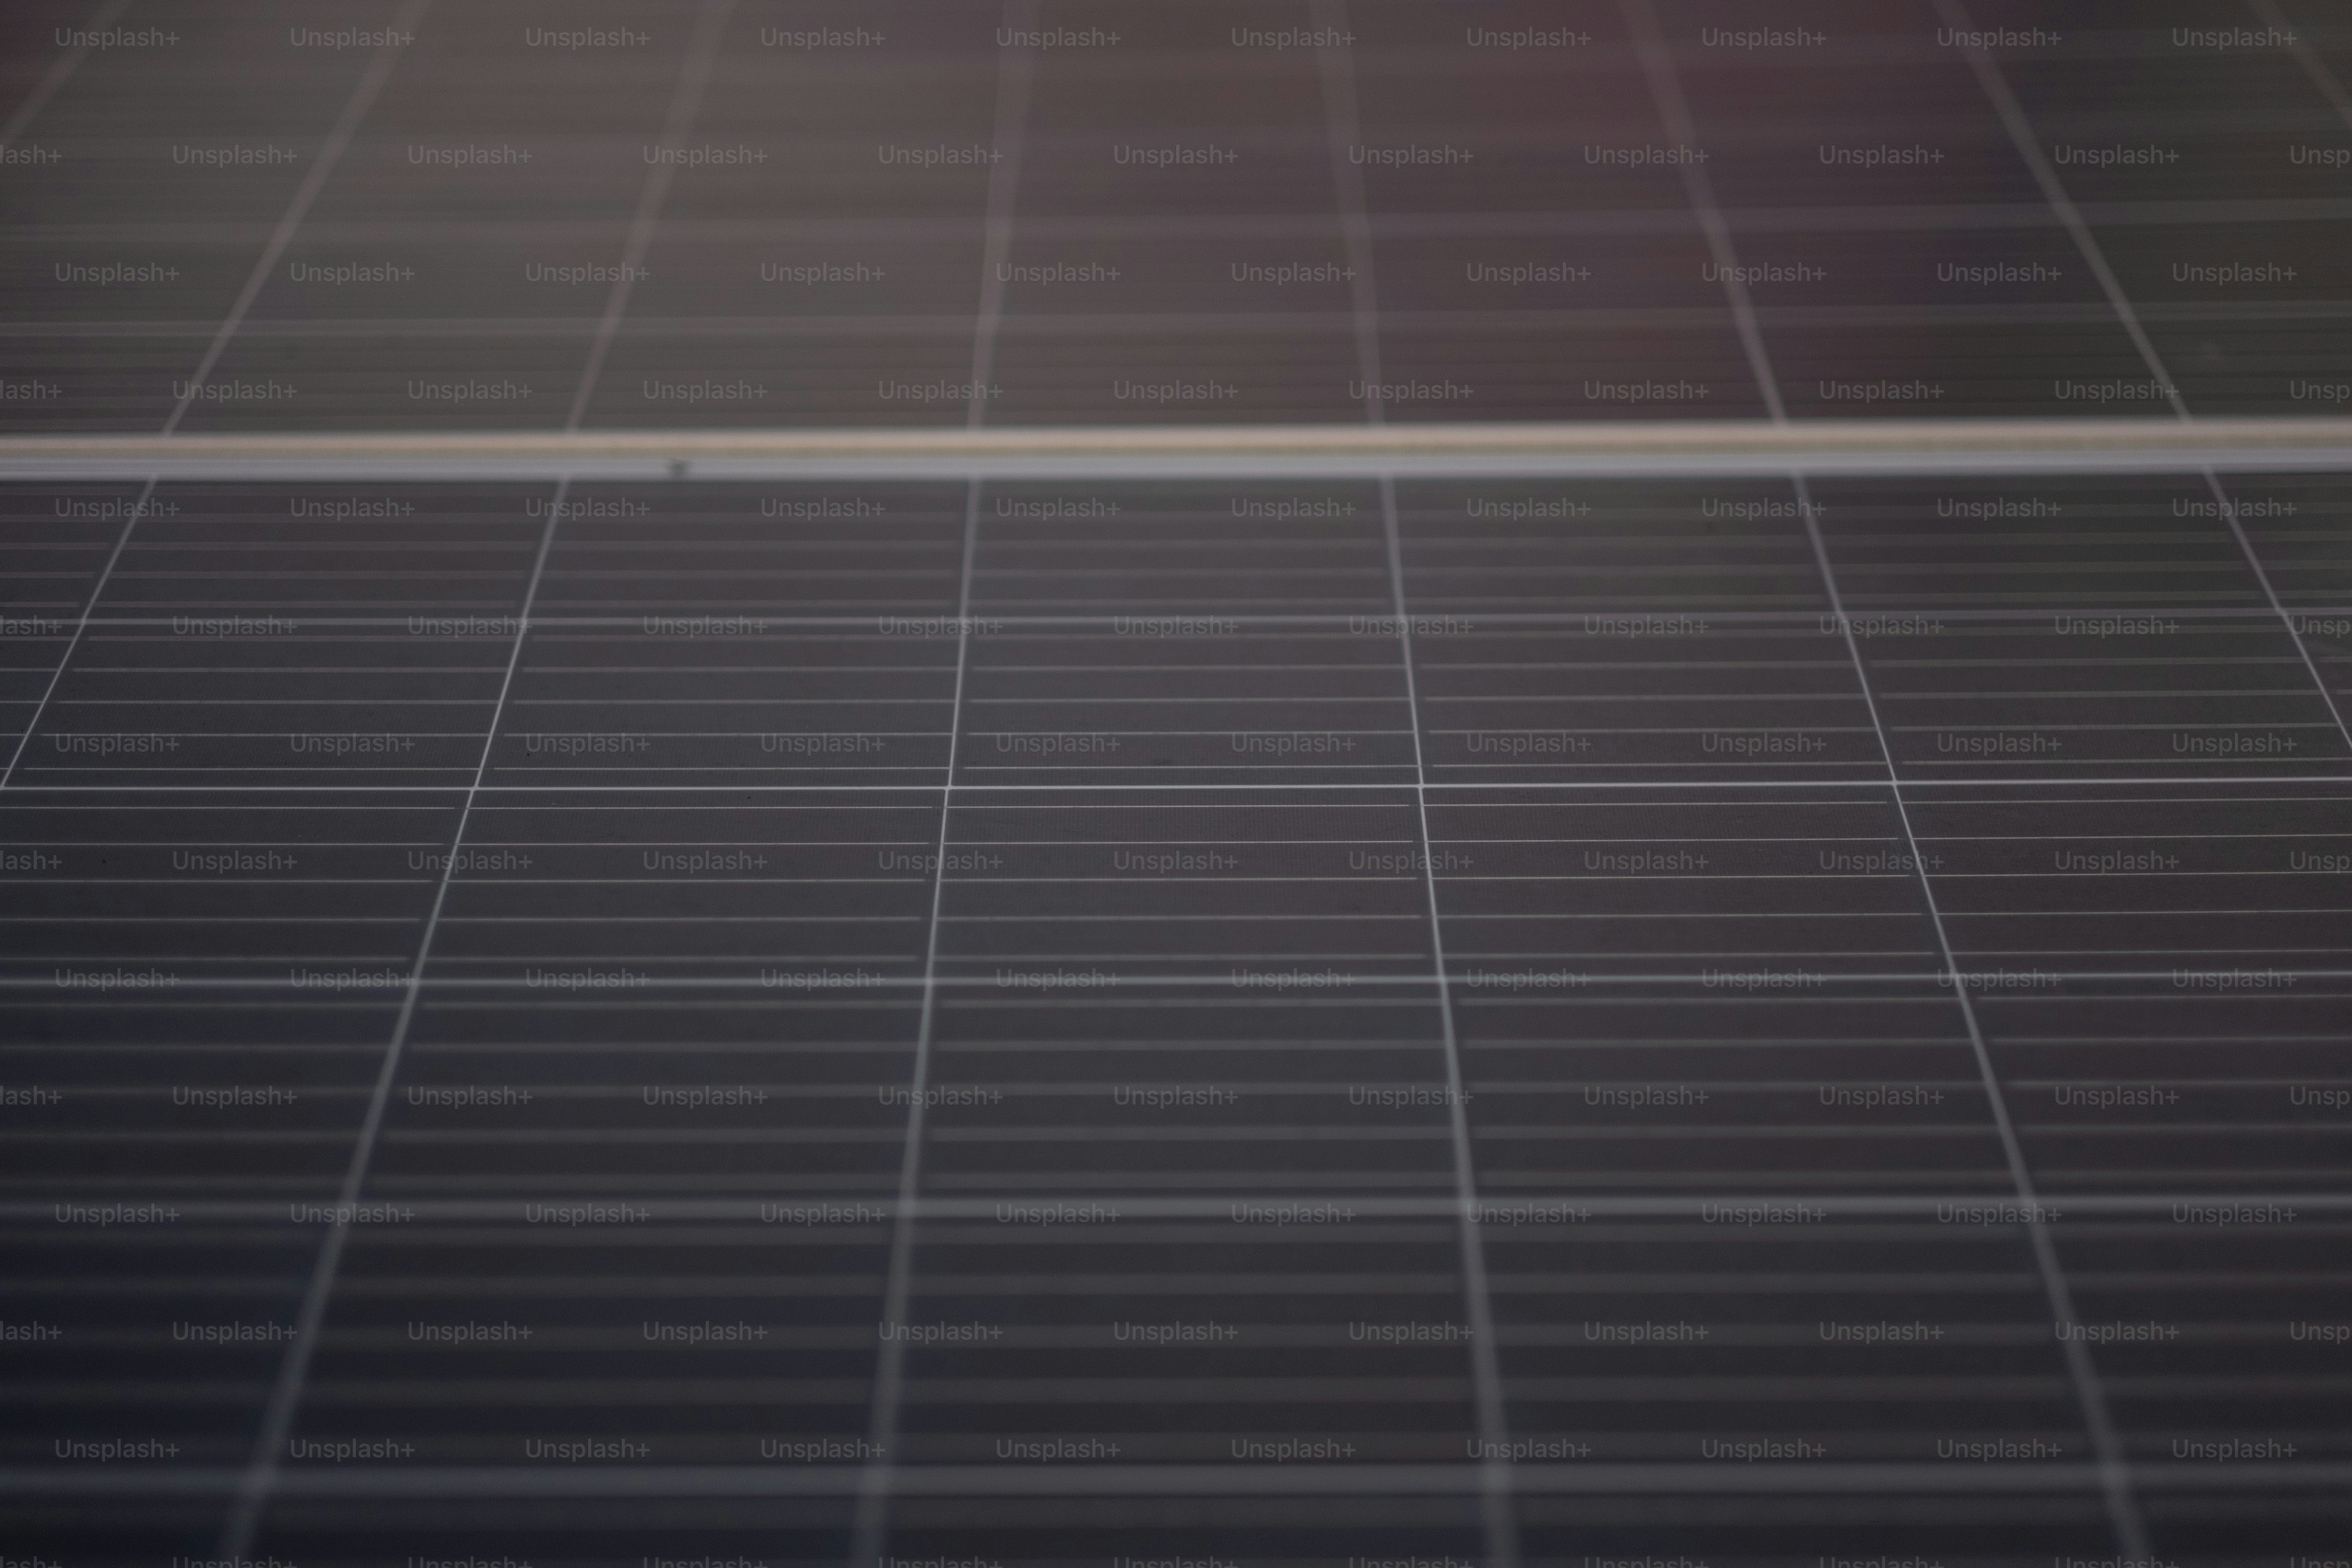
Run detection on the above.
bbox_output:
[4,2,2351,1565]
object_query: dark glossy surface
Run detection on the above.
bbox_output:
[3,4,2351,1566]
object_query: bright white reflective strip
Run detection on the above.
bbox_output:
[2,417,2349,481]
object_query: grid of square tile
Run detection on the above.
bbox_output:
[4,2,2352,1566]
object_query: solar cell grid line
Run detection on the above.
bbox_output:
[2253,0,2352,131]
[849,490,978,1559]
[1615,0,1789,428]
[219,7,746,1547]
[2204,472,2352,755]
[1888,780,2352,1192]
[1798,490,2151,1559]
[8,1190,2352,1224]
[0,473,151,790]
[1925,0,2352,764]
[1801,478,2352,783]
[1318,12,1518,1559]
[1430,18,2079,1542]
[1843,26,2352,1520]
[1619,8,2152,1556]
[1376,470,1519,1568]
[2224,472,2352,719]
[5,15,542,1522]
[215,475,568,1558]
[961,0,1039,436]
[1311,0,1384,427]
[0,501,550,1548]
[26,770,2352,795]
[9,1455,2352,1506]
[856,6,1032,1557]
[851,26,1483,1559]
[0,0,129,158]
[564,0,736,435]
[1394,528,2093,1535]
[157,0,437,433]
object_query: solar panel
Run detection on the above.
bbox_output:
[2,4,2348,1566]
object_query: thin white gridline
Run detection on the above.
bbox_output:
[564,0,737,436]
[0,0,131,158]
[1825,5,2352,1540]
[211,2,734,1549]
[1324,0,1519,1544]
[1909,79,2352,1541]
[9,1459,2352,1502]
[10,968,2350,991]
[1390,469,1544,1568]
[2209,482,2352,756]
[852,493,975,1549]
[159,0,432,438]
[31,13,439,1547]
[1916,0,2352,766]
[1805,495,2151,1559]
[853,9,1036,1559]
[0,475,154,792]
[211,475,562,1557]
[1640,1,2149,1551]
[1840,34,2352,1545]
[2256,0,2352,131]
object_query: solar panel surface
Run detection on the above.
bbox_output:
[2,4,2349,1567]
